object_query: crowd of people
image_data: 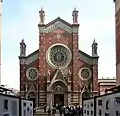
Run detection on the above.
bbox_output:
[44,105,83,116]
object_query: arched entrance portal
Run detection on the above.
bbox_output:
[49,80,68,107]
[28,91,36,108]
[54,85,65,106]
[82,91,90,99]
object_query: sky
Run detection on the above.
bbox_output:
[1,0,116,90]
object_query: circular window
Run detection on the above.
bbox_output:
[26,67,38,81]
[46,43,72,69]
[57,34,61,39]
[79,67,92,81]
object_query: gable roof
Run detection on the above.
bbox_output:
[46,17,72,27]
[24,49,95,65]
[38,17,79,33]
[79,50,92,60]
[78,50,93,65]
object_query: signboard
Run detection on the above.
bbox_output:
[21,99,33,116]
[83,98,94,116]
[0,93,19,116]
[96,92,120,116]
[83,91,120,116]
[0,93,33,116]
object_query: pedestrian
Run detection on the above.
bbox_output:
[64,107,70,116]
[44,105,46,113]
[52,107,56,116]
[47,107,51,115]
[59,107,63,116]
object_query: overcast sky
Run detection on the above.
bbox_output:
[1,0,115,89]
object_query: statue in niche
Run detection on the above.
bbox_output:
[72,8,78,24]
[39,7,45,24]
[20,39,26,56]
[92,39,98,56]
[48,70,51,77]
[93,43,97,55]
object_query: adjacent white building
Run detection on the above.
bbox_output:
[0,92,33,116]
[83,88,120,116]
[0,0,3,85]
[114,0,120,85]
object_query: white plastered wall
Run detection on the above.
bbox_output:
[0,0,2,85]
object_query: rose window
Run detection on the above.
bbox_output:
[46,44,72,69]
[79,67,92,80]
[26,68,38,81]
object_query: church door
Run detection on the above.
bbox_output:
[54,94,64,107]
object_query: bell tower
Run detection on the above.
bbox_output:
[114,0,120,85]
[19,39,26,94]
[91,38,99,94]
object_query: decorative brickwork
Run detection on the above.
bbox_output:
[19,9,99,107]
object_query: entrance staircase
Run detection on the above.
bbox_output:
[34,107,47,116]
[34,107,60,116]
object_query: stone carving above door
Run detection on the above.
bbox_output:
[54,85,63,92]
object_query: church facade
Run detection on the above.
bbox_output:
[19,8,99,107]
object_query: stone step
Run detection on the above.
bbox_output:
[34,113,48,116]
[34,108,60,116]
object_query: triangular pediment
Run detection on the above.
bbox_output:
[46,17,72,27]
[54,69,66,81]
[47,69,68,91]
[39,17,78,33]
[46,17,72,33]
[28,83,36,93]
[50,69,67,85]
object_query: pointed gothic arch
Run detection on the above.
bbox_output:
[26,90,37,108]
[52,80,68,92]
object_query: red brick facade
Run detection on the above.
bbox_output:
[98,78,116,95]
[19,9,99,107]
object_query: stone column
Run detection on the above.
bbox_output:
[79,93,83,106]
[47,92,53,107]
[68,93,71,106]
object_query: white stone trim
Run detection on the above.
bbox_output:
[79,53,93,65]
[47,79,67,92]
[19,58,26,64]
[39,20,79,33]
[26,67,39,81]
[26,89,36,98]
[46,43,72,69]
[115,0,120,14]
[116,63,120,85]
[98,79,116,83]
[26,53,38,65]
[79,67,92,81]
